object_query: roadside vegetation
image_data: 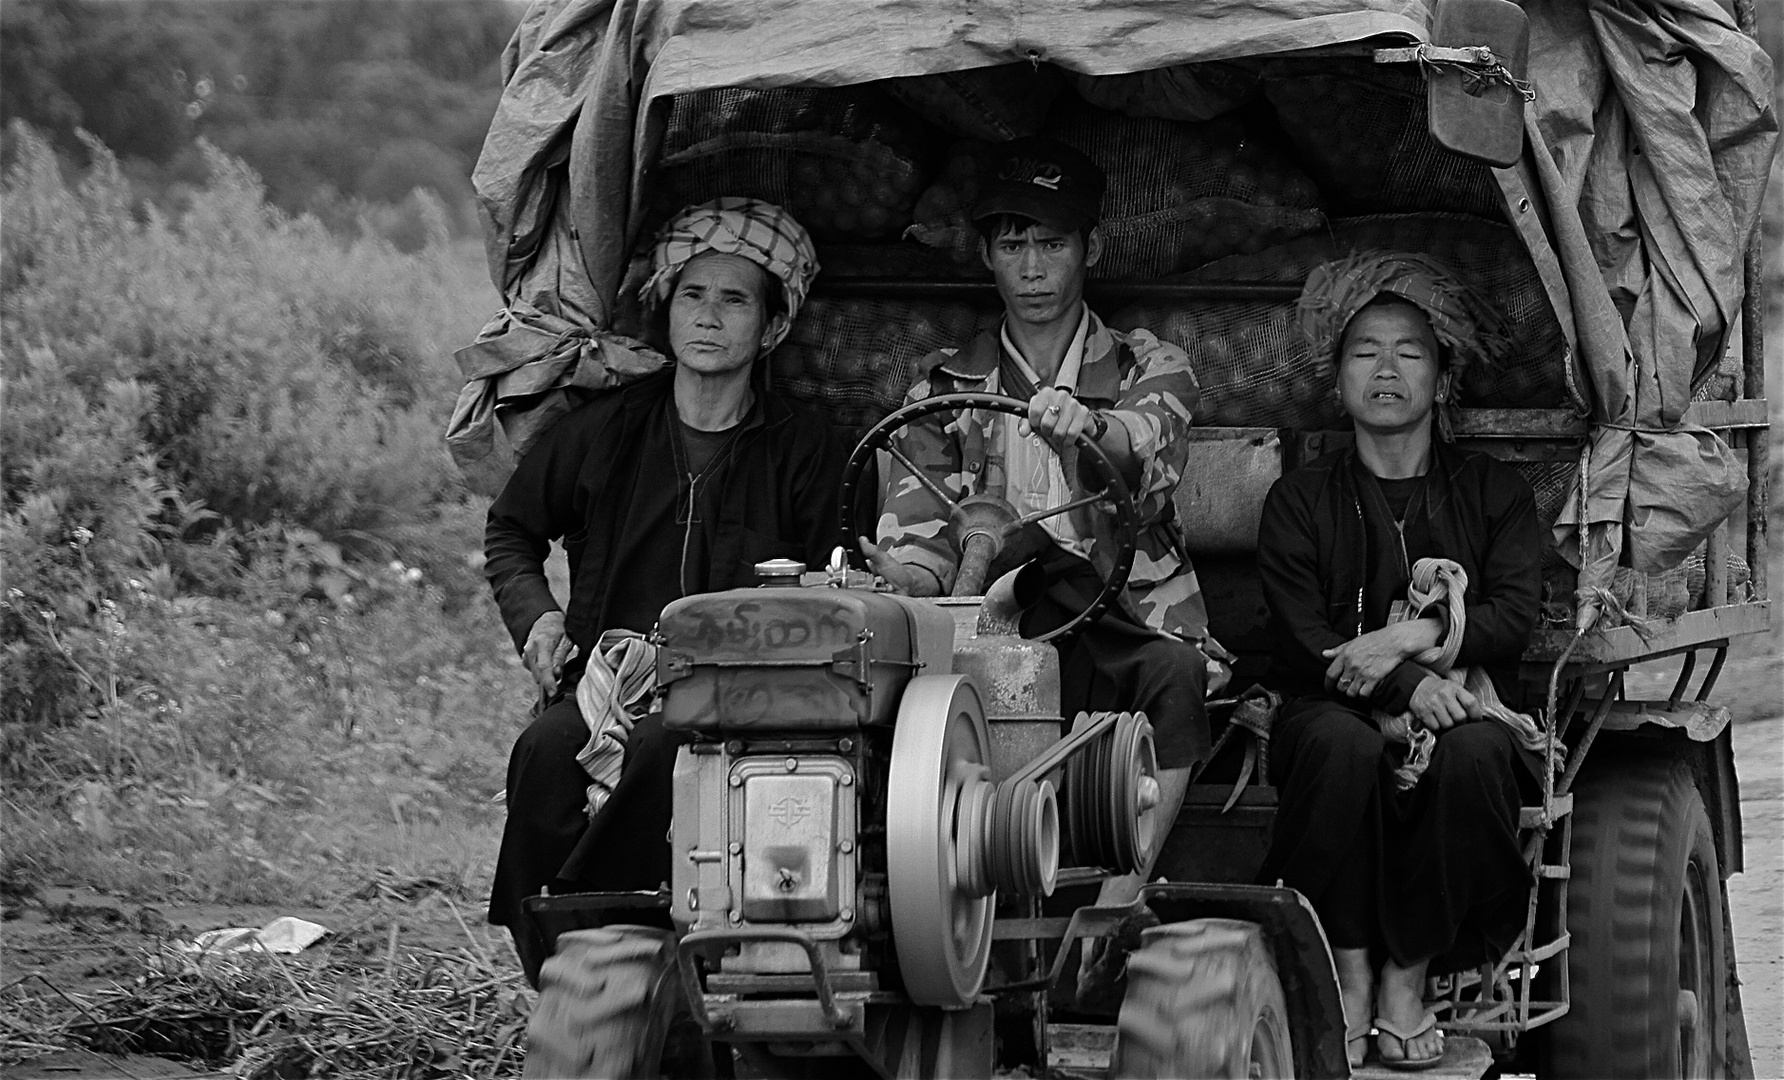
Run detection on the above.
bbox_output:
[0,123,525,909]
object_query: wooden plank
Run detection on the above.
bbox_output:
[1522,601,1771,666]
[1406,400,1763,438]
[1683,397,1769,429]
[1518,792,1572,829]
[1047,1023,1115,1072]
[1450,408,1587,439]
[1452,438,1584,462]
[1353,1034,1494,1079]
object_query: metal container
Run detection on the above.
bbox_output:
[658,586,954,730]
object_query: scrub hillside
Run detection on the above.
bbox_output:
[0,125,526,907]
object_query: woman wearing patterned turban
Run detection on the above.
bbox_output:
[482,198,844,985]
[1255,252,1543,1068]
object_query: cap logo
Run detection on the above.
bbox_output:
[999,156,1070,191]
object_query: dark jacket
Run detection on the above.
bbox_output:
[1256,441,1542,713]
[484,370,846,655]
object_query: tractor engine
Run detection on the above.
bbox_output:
[656,562,955,990]
[651,557,1161,1044]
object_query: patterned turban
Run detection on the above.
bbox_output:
[1296,251,1511,382]
[641,197,819,351]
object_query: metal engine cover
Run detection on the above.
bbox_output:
[735,756,850,923]
[658,587,953,730]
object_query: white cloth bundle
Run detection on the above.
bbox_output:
[1376,558,1553,791]
[574,629,659,817]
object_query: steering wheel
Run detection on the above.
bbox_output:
[839,392,1141,643]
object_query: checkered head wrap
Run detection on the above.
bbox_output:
[641,197,819,351]
[1297,251,1511,381]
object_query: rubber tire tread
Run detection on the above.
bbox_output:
[1543,750,1726,1079]
[1110,917,1296,1079]
[522,925,683,1079]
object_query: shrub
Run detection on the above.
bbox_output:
[1,123,519,903]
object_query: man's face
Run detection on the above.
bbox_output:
[981,221,1102,328]
[1337,300,1449,435]
[667,253,781,377]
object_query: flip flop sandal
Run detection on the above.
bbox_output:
[1345,1017,1373,1068]
[1374,1009,1446,1071]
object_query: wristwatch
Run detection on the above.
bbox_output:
[1088,410,1109,441]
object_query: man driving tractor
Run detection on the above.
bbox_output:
[858,137,1227,904]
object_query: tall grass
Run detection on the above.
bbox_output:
[1,124,527,904]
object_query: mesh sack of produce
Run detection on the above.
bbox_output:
[1188,213,1571,409]
[1683,544,1752,609]
[1042,101,1326,278]
[903,140,996,273]
[1109,213,1571,429]
[817,241,984,280]
[1108,299,1340,429]
[769,296,996,436]
[883,63,1062,142]
[1516,460,1579,536]
[649,86,936,244]
[1074,61,1260,123]
[1261,61,1503,220]
[1515,459,1584,627]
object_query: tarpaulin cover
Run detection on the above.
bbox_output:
[454,0,1777,627]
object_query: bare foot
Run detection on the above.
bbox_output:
[1333,947,1374,1067]
[1375,957,1444,1066]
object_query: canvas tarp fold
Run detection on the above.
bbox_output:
[456,0,1777,628]
[1525,0,1775,626]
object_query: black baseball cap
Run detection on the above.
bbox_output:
[969,136,1106,234]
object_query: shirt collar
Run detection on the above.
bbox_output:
[999,305,1091,392]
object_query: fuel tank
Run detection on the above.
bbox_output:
[658,586,954,731]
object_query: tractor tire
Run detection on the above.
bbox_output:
[1542,751,1727,1078]
[522,925,713,1079]
[1110,918,1295,1079]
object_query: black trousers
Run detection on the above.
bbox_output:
[488,695,681,983]
[1256,696,1538,973]
[1019,545,1212,770]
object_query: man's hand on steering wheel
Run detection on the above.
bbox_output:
[839,392,1140,641]
[856,536,942,597]
[1021,388,1098,452]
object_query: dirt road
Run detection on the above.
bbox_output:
[1732,713,1784,1076]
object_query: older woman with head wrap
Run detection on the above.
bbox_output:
[481,198,844,985]
[1254,253,1543,1069]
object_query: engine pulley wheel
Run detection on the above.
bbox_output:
[1110,711,1162,873]
[887,674,996,1009]
[1066,711,1160,874]
[988,775,1060,898]
[1066,712,1118,870]
[953,767,996,900]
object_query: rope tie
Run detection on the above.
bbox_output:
[1374,43,1536,102]
[1376,558,1556,790]
[574,629,658,817]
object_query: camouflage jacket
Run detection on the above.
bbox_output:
[877,310,1209,641]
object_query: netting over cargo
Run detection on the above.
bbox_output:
[1261,61,1506,221]
[648,87,938,244]
[770,297,999,434]
[906,96,1329,277]
[1107,213,1571,430]
[629,76,1569,441]
[763,213,1567,441]
[1046,100,1326,278]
